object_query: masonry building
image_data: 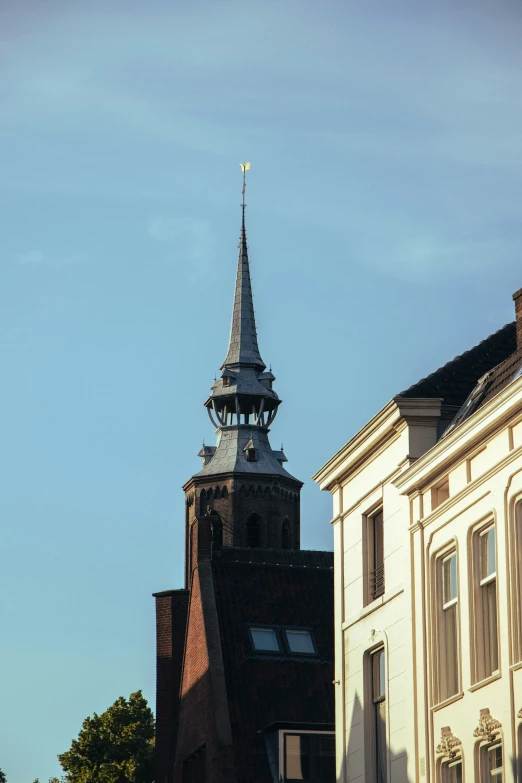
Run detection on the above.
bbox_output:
[314,288,522,782]
[154,191,335,783]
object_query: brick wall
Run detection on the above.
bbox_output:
[154,589,190,783]
[173,568,236,783]
[185,474,301,563]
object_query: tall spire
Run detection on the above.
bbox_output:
[222,163,265,370]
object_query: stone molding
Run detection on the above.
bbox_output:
[473,708,502,743]
[436,726,462,759]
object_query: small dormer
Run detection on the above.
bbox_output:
[273,448,288,466]
[197,444,217,466]
[221,369,236,388]
[259,370,275,391]
[244,438,257,462]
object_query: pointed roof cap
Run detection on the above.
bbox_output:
[222,208,265,370]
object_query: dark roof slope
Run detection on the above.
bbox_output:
[477,345,522,409]
[399,322,516,407]
[211,546,334,783]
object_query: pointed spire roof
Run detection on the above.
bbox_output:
[222,206,265,370]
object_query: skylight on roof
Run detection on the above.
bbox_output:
[285,629,315,654]
[250,627,280,652]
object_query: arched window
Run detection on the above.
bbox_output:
[247,514,262,548]
[282,519,291,550]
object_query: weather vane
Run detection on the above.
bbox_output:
[240,161,250,208]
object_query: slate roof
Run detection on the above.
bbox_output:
[222,215,265,370]
[398,322,517,407]
[195,426,301,481]
[210,546,334,783]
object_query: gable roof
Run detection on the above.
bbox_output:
[210,546,334,782]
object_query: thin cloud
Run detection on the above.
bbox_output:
[17,250,87,267]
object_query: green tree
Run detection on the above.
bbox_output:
[0,768,6,783]
[58,691,154,783]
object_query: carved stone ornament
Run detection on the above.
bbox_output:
[473,709,502,742]
[436,726,462,759]
[518,707,522,720]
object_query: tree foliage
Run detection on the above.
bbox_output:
[0,769,6,783]
[58,691,154,783]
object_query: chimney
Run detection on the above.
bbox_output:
[153,589,190,783]
[513,287,522,349]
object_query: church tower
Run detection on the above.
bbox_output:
[154,169,334,783]
[182,170,303,587]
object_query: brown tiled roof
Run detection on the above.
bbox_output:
[476,346,522,409]
[399,322,516,407]
[211,547,334,783]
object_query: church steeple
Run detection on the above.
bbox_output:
[221,208,265,370]
[182,165,302,574]
[201,164,283,452]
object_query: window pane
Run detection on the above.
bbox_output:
[445,761,463,783]
[481,527,496,579]
[443,603,459,698]
[250,628,279,651]
[285,734,310,781]
[371,512,385,599]
[487,744,502,781]
[443,553,457,604]
[372,649,385,700]
[487,581,499,673]
[375,700,387,783]
[316,735,335,781]
[286,630,315,654]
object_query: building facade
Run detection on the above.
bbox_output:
[154,192,335,783]
[314,289,522,782]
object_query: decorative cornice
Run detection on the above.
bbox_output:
[436,726,462,759]
[473,709,502,743]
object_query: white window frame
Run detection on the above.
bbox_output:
[470,520,500,684]
[363,507,384,606]
[512,497,522,663]
[434,547,460,704]
[365,645,388,783]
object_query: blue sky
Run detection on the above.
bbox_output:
[2,0,522,779]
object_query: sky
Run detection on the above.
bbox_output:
[1,0,522,779]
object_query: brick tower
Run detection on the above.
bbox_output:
[182,178,303,588]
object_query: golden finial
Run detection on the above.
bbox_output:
[239,162,250,207]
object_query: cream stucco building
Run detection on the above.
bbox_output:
[314,288,522,783]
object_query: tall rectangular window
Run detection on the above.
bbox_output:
[442,759,462,783]
[370,648,387,783]
[482,743,502,782]
[478,525,499,679]
[436,551,459,702]
[369,510,385,601]
[515,500,522,662]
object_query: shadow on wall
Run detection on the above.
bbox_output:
[343,695,520,782]
[343,693,409,783]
